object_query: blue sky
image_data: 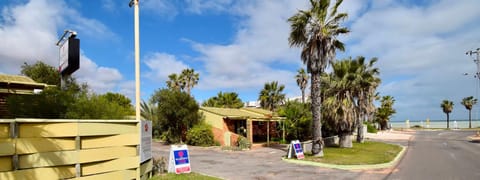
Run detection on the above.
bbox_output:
[1,0,480,121]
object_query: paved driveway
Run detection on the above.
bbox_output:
[152,142,397,180]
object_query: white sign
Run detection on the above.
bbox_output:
[140,120,152,163]
[168,145,191,174]
[287,140,304,159]
[59,39,69,73]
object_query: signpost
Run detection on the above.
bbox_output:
[140,120,152,163]
[168,145,191,174]
[56,30,80,89]
[287,140,304,159]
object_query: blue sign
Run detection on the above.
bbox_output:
[174,149,190,165]
[294,143,303,153]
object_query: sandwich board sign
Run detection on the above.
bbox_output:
[287,140,304,159]
[168,145,191,174]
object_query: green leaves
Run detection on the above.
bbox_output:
[202,91,244,108]
[258,81,285,111]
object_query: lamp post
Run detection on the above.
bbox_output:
[130,0,141,121]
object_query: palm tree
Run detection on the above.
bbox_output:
[180,68,199,96]
[295,68,309,103]
[461,96,477,128]
[375,95,396,130]
[288,0,349,156]
[441,100,454,129]
[202,92,244,108]
[258,81,286,112]
[166,73,183,91]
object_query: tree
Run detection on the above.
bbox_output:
[295,68,309,103]
[65,92,132,119]
[278,101,312,141]
[288,0,349,156]
[21,62,60,86]
[461,96,477,128]
[150,89,201,143]
[102,92,134,113]
[180,68,199,96]
[441,100,454,129]
[202,91,244,108]
[166,73,183,91]
[375,96,396,130]
[258,81,285,111]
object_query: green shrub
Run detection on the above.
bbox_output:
[237,136,251,150]
[366,123,378,133]
[186,123,214,146]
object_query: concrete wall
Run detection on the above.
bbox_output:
[0,119,152,179]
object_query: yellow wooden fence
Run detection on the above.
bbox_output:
[0,119,152,179]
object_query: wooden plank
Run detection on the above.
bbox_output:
[76,170,136,180]
[19,123,78,137]
[0,139,15,156]
[81,134,139,149]
[140,159,153,176]
[81,156,139,175]
[18,150,77,169]
[18,147,137,168]
[79,146,137,163]
[0,166,75,179]
[0,156,12,171]
[0,123,9,138]
[78,123,137,136]
[16,137,76,154]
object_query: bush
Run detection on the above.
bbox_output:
[186,123,214,146]
[237,136,251,150]
[366,123,378,133]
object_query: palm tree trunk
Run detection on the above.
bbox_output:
[311,71,323,156]
[447,113,450,129]
[301,90,305,104]
[469,109,472,128]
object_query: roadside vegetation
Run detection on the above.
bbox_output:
[303,141,402,165]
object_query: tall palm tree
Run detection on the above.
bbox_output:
[441,100,454,129]
[288,0,349,156]
[461,96,477,128]
[295,68,309,103]
[258,81,286,111]
[180,68,199,96]
[166,73,183,91]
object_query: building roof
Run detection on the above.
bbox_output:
[200,107,284,120]
[0,74,50,94]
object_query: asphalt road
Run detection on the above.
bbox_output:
[387,130,480,180]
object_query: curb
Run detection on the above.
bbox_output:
[282,144,407,170]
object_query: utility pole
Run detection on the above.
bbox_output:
[130,0,141,121]
[467,48,480,128]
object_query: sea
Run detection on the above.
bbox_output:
[389,119,480,129]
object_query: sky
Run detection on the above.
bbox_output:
[0,0,479,121]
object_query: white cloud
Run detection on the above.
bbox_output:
[346,0,480,120]
[190,0,307,95]
[75,54,123,93]
[0,0,127,96]
[143,52,189,82]
[141,0,178,19]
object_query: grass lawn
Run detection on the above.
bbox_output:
[149,172,221,180]
[303,141,402,165]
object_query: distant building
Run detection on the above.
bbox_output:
[244,101,261,108]
[0,74,50,118]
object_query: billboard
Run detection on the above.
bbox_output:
[59,36,80,76]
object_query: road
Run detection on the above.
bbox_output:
[152,130,480,179]
[387,130,480,180]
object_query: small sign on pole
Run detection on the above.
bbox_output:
[140,120,152,163]
[287,140,304,159]
[168,145,191,174]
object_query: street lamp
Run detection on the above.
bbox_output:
[466,48,480,128]
[130,0,141,121]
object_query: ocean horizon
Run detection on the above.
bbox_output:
[390,119,480,128]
